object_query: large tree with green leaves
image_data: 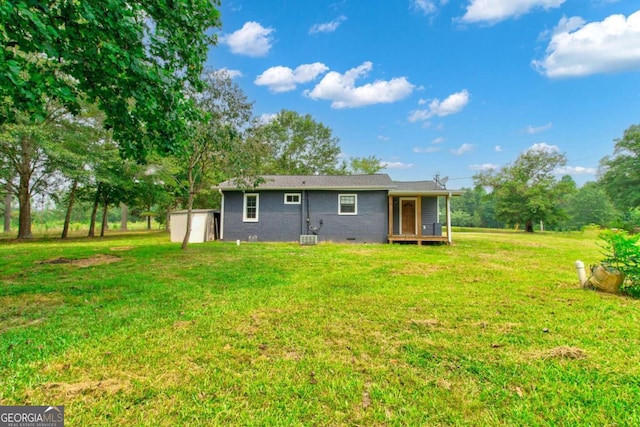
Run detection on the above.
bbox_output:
[562,182,618,230]
[474,146,568,232]
[1,0,221,159]
[348,155,383,175]
[252,110,345,175]
[163,70,263,249]
[599,124,640,211]
[0,107,67,238]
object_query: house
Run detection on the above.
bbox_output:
[215,174,462,244]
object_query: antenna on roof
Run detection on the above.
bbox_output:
[434,173,448,189]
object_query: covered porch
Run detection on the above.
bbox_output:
[386,182,462,245]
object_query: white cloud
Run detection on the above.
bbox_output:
[418,98,428,105]
[525,122,553,134]
[411,0,448,15]
[450,143,475,155]
[432,136,446,144]
[534,11,640,77]
[461,0,565,24]
[527,142,560,153]
[494,145,503,152]
[377,135,390,141]
[413,146,442,153]
[255,63,328,92]
[307,62,414,108]
[217,68,243,79]
[309,16,347,34]
[380,161,415,169]
[555,166,597,175]
[469,163,499,171]
[221,22,274,57]
[552,16,586,36]
[409,89,470,122]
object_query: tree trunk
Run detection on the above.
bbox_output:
[88,185,100,237]
[17,137,33,239]
[61,179,78,239]
[525,220,534,233]
[100,201,109,237]
[17,167,32,239]
[4,189,11,234]
[181,172,195,250]
[147,204,151,230]
[120,203,128,231]
[166,207,171,233]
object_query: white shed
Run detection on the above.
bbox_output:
[170,209,219,243]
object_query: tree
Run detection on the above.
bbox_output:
[348,155,383,175]
[450,186,504,229]
[0,147,14,232]
[562,182,618,230]
[474,146,568,232]
[0,109,66,238]
[599,124,640,211]
[1,0,221,159]
[44,103,110,239]
[171,70,262,249]
[253,110,344,175]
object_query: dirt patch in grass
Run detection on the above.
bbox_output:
[541,346,587,360]
[411,318,440,327]
[173,320,195,329]
[37,254,121,268]
[0,293,64,333]
[35,378,129,399]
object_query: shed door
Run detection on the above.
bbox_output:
[401,199,416,235]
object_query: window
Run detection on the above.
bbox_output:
[339,194,357,215]
[243,193,259,222]
[284,193,301,204]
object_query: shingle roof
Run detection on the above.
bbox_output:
[389,180,463,195]
[216,174,462,195]
[390,180,443,192]
[216,174,395,190]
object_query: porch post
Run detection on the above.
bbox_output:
[446,192,452,244]
[388,195,393,238]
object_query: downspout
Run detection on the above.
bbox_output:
[305,190,310,234]
[301,190,306,235]
[218,188,225,241]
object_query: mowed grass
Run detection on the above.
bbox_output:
[1,231,639,426]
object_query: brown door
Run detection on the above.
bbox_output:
[401,199,416,235]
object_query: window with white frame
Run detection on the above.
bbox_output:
[243,193,259,222]
[339,194,357,215]
[284,193,301,204]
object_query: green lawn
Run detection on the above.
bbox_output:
[1,231,639,426]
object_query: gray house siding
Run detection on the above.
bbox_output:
[421,196,440,236]
[391,196,439,235]
[223,191,302,242]
[222,190,388,243]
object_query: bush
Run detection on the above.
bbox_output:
[599,230,640,297]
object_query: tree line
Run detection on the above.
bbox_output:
[451,125,640,233]
[0,2,381,247]
[0,71,382,245]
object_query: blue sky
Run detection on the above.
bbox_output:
[207,0,640,188]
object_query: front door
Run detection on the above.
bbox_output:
[401,199,416,235]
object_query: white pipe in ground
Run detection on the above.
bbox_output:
[575,260,587,286]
